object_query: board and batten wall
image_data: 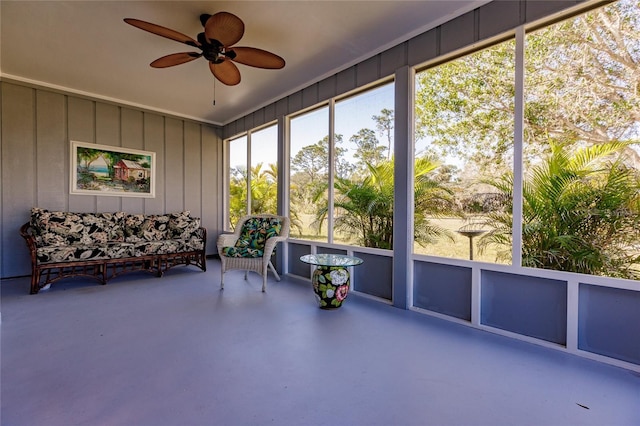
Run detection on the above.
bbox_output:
[0,80,224,279]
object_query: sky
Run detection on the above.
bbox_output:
[230,82,396,170]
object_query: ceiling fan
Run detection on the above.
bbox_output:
[124,12,285,86]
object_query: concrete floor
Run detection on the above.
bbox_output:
[2,259,639,426]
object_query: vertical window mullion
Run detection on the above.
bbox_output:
[246,132,252,215]
[328,99,335,244]
[512,25,525,267]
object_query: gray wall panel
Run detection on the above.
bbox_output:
[318,77,336,103]
[315,246,346,255]
[201,125,220,251]
[164,118,185,213]
[264,103,276,123]
[578,284,640,365]
[414,261,472,321]
[380,44,406,78]
[184,121,202,216]
[67,97,95,213]
[353,251,392,300]
[407,30,438,68]
[441,11,476,55]
[236,116,246,134]
[288,92,303,114]
[1,84,36,276]
[244,113,255,132]
[223,121,237,139]
[302,84,319,109]
[481,271,567,345]
[275,98,288,118]
[288,243,312,278]
[95,103,121,213]
[526,1,580,22]
[357,56,380,88]
[479,0,522,39]
[35,91,67,211]
[253,108,265,129]
[143,113,166,215]
[120,108,144,213]
[336,67,357,95]
[96,103,120,146]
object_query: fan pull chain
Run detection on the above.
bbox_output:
[212,78,216,106]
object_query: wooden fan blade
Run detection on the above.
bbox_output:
[209,60,241,86]
[230,47,285,69]
[150,52,202,68]
[204,12,244,47]
[124,18,200,48]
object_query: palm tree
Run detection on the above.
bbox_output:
[315,156,457,249]
[480,140,640,279]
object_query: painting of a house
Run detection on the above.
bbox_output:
[71,141,155,198]
[114,159,151,182]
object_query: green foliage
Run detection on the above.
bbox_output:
[350,128,386,175]
[415,0,640,168]
[228,163,278,229]
[480,141,640,279]
[314,156,457,249]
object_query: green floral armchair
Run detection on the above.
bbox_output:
[217,214,290,292]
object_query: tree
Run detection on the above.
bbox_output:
[350,128,385,175]
[372,108,394,160]
[249,162,278,215]
[479,140,640,279]
[414,0,640,167]
[228,165,248,228]
[415,39,516,166]
[290,135,347,216]
[315,155,457,249]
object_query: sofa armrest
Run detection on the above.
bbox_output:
[20,222,39,266]
[195,226,207,242]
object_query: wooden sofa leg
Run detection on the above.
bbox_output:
[30,269,41,294]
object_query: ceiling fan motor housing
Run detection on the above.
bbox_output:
[196,32,236,63]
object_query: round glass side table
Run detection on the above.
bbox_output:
[300,254,363,309]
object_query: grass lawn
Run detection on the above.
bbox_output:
[290,214,509,264]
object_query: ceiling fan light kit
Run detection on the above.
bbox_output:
[124,11,285,87]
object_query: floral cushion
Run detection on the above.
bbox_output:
[168,211,201,240]
[36,242,136,264]
[222,217,282,258]
[123,214,146,242]
[140,215,171,241]
[30,208,125,246]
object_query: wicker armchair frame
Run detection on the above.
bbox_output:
[217,214,290,292]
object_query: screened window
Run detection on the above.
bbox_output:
[333,83,395,248]
[522,0,640,279]
[414,40,515,264]
[226,124,278,230]
[289,106,329,241]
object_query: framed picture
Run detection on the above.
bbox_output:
[70,141,156,198]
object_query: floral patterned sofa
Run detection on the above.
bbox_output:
[20,208,206,294]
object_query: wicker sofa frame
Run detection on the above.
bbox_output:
[20,210,207,294]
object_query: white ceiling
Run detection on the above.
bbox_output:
[0,1,486,126]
